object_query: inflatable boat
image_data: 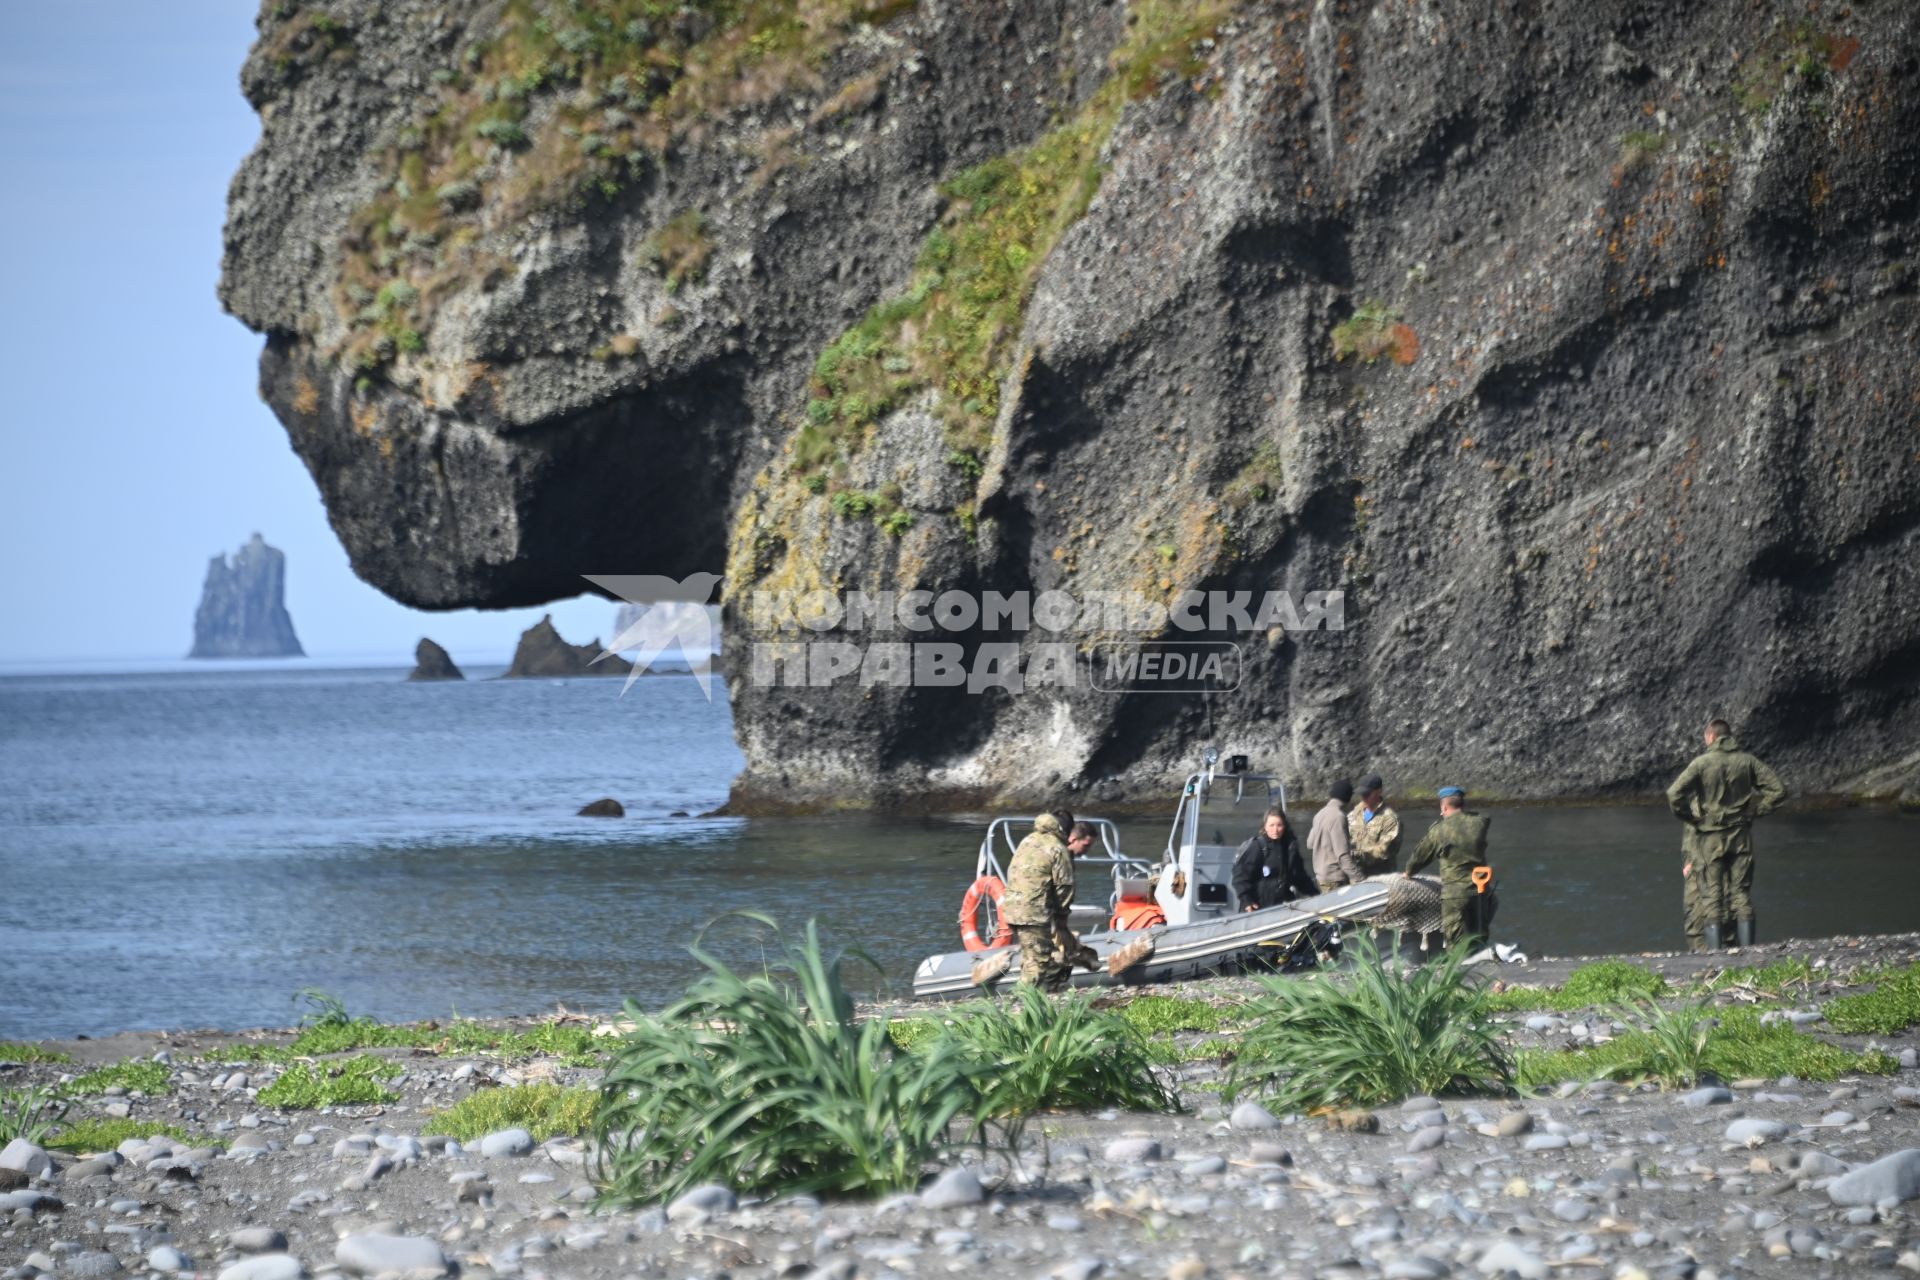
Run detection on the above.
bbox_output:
[913,756,1445,998]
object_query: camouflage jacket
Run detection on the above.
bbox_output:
[1665,736,1786,833]
[1405,810,1491,888]
[1347,804,1403,871]
[1002,813,1074,926]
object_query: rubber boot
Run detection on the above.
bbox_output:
[1736,918,1756,948]
[1703,923,1724,951]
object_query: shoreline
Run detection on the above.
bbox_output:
[2,932,1916,1280]
[16,930,1920,1060]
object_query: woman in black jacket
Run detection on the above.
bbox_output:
[1231,806,1319,911]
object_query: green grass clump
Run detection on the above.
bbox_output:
[1515,1008,1898,1089]
[257,1055,402,1108]
[1225,934,1512,1109]
[1619,129,1668,168]
[45,1117,195,1155]
[1331,299,1419,365]
[1692,957,1817,998]
[1119,995,1234,1036]
[0,1042,72,1064]
[422,1084,597,1142]
[593,919,999,1205]
[65,1060,172,1096]
[943,986,1177,1118]
[1824,962,1920,1035]
[641,210,712,293]
[230,1002,608,1066]
[0,1086,69,1144]
[1563,961,1668,1006]
[886,1018,945,1054]
[792,0,1232,468]
[335,0,916,375]
[1731,20,1858,116]
[1488,961,1669,1013]
[1601,998,1715,1089]
[285,1018,434,1056]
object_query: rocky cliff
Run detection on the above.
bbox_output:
[504,614,631,678]
[407,637,465,680]
[221,0,1920,809]
[188,534,305,659]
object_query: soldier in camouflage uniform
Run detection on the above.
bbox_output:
[1666,719,1786,950]
[1404,787,1492,949]
[1002,811,1092,991]
[1347,773,1403,874]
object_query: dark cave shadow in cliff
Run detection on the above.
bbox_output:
[515,354,754,604]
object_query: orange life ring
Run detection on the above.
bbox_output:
[960,876,1013,951]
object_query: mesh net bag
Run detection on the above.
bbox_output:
[1371,874,1446,935]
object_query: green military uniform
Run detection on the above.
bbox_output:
[1002,812,1075,991]
[1665,734,1785,948]
[1405,808,1492,948]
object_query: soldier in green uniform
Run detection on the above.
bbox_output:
[1666,719,1786,950]
[1403,786,1492,949]
[1001,811,1092,991]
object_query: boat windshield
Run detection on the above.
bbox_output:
[1183,772,1288,850]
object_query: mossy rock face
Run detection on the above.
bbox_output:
[225,0,1920,811]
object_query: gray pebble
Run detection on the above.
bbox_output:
[1795,1151,1848,1178]
[63,1158,118,1182]
[1551,1199,1590,1223]
[217,1258,299,1280]
[1474,1240,1545,1279]
[229,1228,287,1254]
[1230,1101,1281,1130]
[666,1183,737,1219]
[0,1190,62,1212]
[336,1234,447,1278]
[1383,1258,1449,1280]
[1680,1087,1732,1108]
[1408,1109,1447,1130]
[1046,1214,1084,1232]
[1400,1096,1442,1112]
[1827,1149,1920,1207]
[1522,1134,1568,1151]
[1725,1118,1793,1144]
[1496,1111,1533,1137]
[146,1248,190,1274]
[921,1167,984,1208]
[61,1253,122,1279]
[1103,1137,1162,1162]
[1052,1258,1104,1280]
[1407,1127,1445,1153]
[0,1140,53,1180]
[477,1127,535,1157]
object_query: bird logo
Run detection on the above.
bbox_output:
[580,572,723,700]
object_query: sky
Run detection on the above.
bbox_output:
[0,3,615,667]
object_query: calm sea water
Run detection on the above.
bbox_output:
[2,667,1916,1039]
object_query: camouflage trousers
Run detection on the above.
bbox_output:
[1009,923,1071,992]
[1441,887,1490,950]
[1683,826,1754,949]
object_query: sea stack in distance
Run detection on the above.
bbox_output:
[504,615,631,678]
[407,638,464,681]
[187,533,304,659]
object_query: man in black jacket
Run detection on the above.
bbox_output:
[1232,806,1319,911]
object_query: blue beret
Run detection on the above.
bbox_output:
[1437,786,1465,798]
